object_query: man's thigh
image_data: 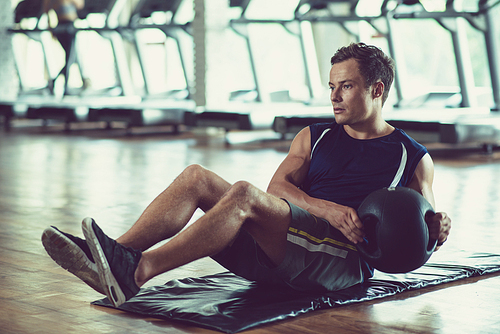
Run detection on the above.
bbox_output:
[242,193,292,267]
[210,229,284,285]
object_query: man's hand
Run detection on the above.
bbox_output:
[426,212,451,251]
[324,203,365,244]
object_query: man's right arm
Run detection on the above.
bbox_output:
[267,127,365,244]
[267,127,311,203]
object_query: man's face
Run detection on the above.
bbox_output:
[328,58,376,127]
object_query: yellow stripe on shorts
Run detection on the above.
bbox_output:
[288,227,357,252]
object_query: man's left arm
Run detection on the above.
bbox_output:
[407,153,451,251]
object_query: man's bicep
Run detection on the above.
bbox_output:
[269,127,311,188]
[407,153,436,208]
[275,153,310,186]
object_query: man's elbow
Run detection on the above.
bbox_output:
[266,182,280,196]
[267,180,291,198]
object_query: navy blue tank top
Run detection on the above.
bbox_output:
[301,122,428,210]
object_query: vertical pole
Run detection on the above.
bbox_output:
[297,21,314,101]
[108,31,135,96]
[193,0,206,107]
[0,1,18,100]
[448,17,476,108]
[244,26,261,102]
[483,7,500,111]
[171,32,192,99]
[384,14,404,107]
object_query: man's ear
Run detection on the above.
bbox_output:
[372,81,384,99]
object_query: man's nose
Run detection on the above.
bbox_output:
[331,89,342,102]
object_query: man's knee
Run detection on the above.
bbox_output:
[181,165,230,210]
[181,164,214,189]
[227,181,257,200]
[225,181,269,214]
[183,164,207,180]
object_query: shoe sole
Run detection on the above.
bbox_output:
[81,218,126,308]
[41,227,104,294]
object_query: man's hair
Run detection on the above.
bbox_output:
[330,42,395,105]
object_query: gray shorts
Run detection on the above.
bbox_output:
[211,200,366,292]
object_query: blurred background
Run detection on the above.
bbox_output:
[0,0,498,140]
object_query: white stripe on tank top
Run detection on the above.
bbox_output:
[390,143,407,187]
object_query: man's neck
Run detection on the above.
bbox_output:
[343,120,394,140]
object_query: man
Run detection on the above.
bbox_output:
[43,0,86,95]
[42,43,451,308]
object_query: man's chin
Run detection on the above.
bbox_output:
[333,116,347,125]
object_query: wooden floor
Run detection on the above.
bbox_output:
[1,121,500,334]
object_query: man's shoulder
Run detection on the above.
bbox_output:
[390,128,428,155]
[392,128,424,144]
[308,121,339,142]
[309,121,338,133]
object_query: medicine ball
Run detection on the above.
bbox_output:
[356,187,437,273]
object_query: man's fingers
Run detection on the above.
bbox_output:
[329,206,365,244]
[343,222,364,244]
[348,211,365,243]
[426,212,451,243]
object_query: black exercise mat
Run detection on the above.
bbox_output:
[92,252,500,333]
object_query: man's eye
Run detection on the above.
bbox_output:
[343,84,352,89]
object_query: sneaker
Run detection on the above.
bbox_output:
[81,217,142,307]
[41,226,105,294]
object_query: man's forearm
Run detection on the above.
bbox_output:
[267,180,328,218]
[268,179,365,244]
